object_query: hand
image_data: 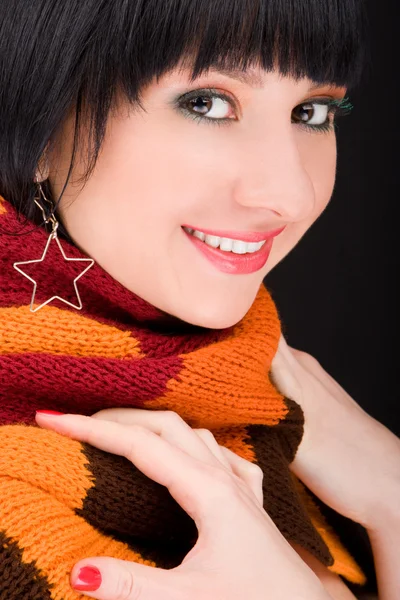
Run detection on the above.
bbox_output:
[271,334,400,531]
[36,409,329,600]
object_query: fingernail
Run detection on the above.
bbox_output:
[36,410,65,416]
[72,566,102,591]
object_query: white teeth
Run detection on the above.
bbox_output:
[247,242,262,252]
[183,226,266,254]
[204,234,220,248]
[193,230,205,241]
[219,237,234,251]
[231,240,248,254]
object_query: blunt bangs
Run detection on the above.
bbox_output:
[121,0,367,94]
[0,0,368,228]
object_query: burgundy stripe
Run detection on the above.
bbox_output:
[1,201,232,353]
[0,353,183,424]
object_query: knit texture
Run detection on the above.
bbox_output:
[0,195,365,598]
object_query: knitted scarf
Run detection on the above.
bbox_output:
[0,195,365,599]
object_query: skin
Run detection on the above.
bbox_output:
[43,63,346,329]
[36,64,400,598]
[35,409,347,600]
[273,338,400,600]
[36,349,400,600]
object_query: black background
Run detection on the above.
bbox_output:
[265,0,398,593]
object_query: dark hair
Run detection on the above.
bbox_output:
[0,0,369,234]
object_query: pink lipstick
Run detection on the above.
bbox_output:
[182,225,285,275]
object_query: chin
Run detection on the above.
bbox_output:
[191,313,243,330]
[169,293,258,330]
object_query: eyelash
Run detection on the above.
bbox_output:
[174,88,353,134]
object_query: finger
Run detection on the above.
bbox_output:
[194,428,233,471]
[91,408,226,468]
[70,557,189,600]
[35,413,237,523]
[220,446,264,506]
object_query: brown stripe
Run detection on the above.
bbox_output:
[272,397,306,463]
[0,529,53,599]
[247,421,333,566]
[77,443,198,568]
[250,400,365,583]
[115,536,197,570]
[292,479,367,584]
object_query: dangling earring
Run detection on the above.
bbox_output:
[13,179,94,313]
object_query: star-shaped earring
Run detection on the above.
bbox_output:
[13,186,94,313]
[14,233,94,313]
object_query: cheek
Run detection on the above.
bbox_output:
[54,110,227,297]
[59,116,200,242]
[92,112,222,223]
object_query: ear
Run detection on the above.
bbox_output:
[35,145,51,182]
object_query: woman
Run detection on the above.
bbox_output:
[0,0,398,599]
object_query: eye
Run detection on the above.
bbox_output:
[292,102,330,126]
[186,94,232,119]
[175,88,236,125]
[173,89,352,132]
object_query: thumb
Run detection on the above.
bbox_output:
[70,557,189,600]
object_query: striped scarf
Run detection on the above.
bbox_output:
[0,195,365,598]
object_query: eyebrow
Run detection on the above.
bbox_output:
[206,68,337,91]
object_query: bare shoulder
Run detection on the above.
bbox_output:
[290,542,359,600]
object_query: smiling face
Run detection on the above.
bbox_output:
[47,63,347,328]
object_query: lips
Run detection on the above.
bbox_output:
[182,226,284,275]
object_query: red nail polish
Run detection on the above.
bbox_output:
[72,566,102,591]
[36,410,65,416]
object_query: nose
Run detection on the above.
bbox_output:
[233,126,315,223]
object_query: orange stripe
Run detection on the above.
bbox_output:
[144,353,288,429]
[214,427,257,462]
[0,195,7,214]
[0,425,156,598]
[0,480,156,600]
[0,305,143,358]
[144,285,288,429]
[0,426,92,510]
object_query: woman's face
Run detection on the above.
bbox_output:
[48,63,346,328]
